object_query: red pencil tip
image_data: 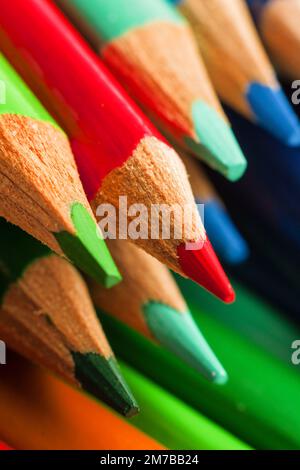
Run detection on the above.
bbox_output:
[177,238,235,303]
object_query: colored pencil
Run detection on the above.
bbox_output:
[0,0,234,303]
[0,54,120,288]
[0,219,138,418]
[169,0,300,146]
[101,289,300,450]
[88,239,227,384]
[176,275,300,365]
[0,353,164,450]
[58,0,247,180]
[247,0,300,79]
[121,362,251,450]
[0,442,11,451]
[181,153,249,264]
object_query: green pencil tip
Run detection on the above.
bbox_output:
[55,202,122,288]
[72,352,140,417]
[144,302,228,384]
[185,100,247,181]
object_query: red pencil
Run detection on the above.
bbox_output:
[0,0,234,303]
[0,441,11,450]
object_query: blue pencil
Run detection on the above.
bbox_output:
[167,0,300,146]
[181,152,249,265]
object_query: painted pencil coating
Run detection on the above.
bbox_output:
[0,354,163,450]
[0,53,57,126]
[65,0,184,42]
[102,290,300,450]
[0,442,11,450]
[0,0,157,200]
[121,362,249,449]
[0,0,234,302]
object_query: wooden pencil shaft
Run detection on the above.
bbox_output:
[176,0,276,117]
[0,54,121,287]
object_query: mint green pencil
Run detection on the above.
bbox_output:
[99,285,300,449]
[58,0,247,181]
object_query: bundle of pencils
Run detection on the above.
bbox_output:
[102,286,300,450]
[58,0,247,180]
[1,0,300,454]
[88,239,227,383]
[0,353,163,450]
[0,0,235,303]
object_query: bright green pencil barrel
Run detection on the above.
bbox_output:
[100,282,300,450]
[120,361,251,450]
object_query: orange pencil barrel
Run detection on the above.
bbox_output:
[0,353,164,450]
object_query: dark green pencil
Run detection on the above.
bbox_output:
[0,219,138,417]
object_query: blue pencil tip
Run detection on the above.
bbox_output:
[199,199,249,265]
[246,83,300,146]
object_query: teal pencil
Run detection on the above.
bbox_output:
[169,0,300,146]
[100,285,300,449]
[88,239,227,384]
[58,0,247,181]
[176,275,300,364]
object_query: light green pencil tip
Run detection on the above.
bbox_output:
[55,202,122,288]
[72,352,140,417]
[144,302,228,384]
[185,100,247,181]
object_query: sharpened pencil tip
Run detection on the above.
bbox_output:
[55,203,122,287]
[198,198,249,265]
[177,238,235,303]
[72,352,139,417]
[185,100,247,181]
[144,302,228,383]
[247,83,300,146]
